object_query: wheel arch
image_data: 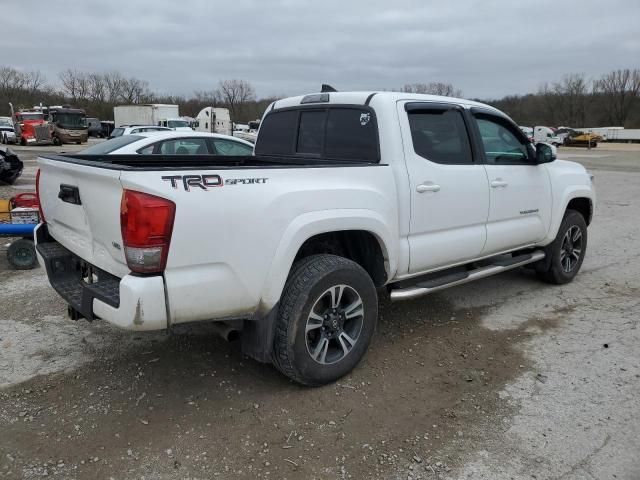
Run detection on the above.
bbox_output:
[543,186,594,245]
[258,209,396,311]
[566,196,593,226]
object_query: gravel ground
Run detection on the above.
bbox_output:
[0,144,638,479]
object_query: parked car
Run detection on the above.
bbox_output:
[81,131,254,155]
[86,117,102,137]
[35,91,595,386]
[0,117,17,144]
[0,147,23,184]
[108,125,172,139]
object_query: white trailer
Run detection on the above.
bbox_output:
[195,107,232,135]
[113,104,180,128]
[574,127,640,143]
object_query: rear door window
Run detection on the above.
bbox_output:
[407,108,473,164]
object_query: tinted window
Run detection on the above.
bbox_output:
[110,128,124,138]
[158,138,209,155]
[213,138,253,156]
[254,110,297,155]
[408,109,472,164]
[325,109,377,161]
[80,135,144,154]
[255,107,379,162]
[475,115,530,164]
[296,110,325,155]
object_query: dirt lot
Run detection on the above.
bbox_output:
[1,144,639,479]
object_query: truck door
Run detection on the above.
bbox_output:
[471,110,552,255]
[399,102,490,273]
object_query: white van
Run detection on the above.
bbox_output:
[534,126,564,146]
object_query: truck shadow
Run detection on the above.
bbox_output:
[2,270,566,479]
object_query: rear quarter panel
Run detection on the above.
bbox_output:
[120,164,399,324]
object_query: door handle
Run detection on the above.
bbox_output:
[490,179,508,188]
[416,183,441,193]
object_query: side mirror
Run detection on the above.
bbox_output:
[535,142,556,164]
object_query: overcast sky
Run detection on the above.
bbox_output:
[5,0,640,100]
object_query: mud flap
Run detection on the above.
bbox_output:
[241,303,279,364]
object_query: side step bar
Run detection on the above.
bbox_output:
[389,250,545,301]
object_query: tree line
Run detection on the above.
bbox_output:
[1,66,639,128]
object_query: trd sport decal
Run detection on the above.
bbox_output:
[161,175,268,191]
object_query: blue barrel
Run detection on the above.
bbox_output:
[0,223,37,236]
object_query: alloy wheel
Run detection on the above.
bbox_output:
[305,285,364,365]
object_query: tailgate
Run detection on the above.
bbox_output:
[37,157,129,277]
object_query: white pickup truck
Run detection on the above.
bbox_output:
[35,91,595,386]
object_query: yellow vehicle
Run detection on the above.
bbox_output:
[557,128,602,147]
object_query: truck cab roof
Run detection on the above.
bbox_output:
[271,91,503,115]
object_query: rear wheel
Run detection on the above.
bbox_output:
[272,254,378,386]
[20,137,27,146]
[536,209,587,284]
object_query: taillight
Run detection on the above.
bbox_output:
[35,168,46,223]
[120,190,175,274]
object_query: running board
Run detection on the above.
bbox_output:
[389,250,546,301]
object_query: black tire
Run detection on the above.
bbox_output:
[20,137,27,146]
[2,134,6,144]
[272,254,378,386]
[52,136,61,146]
[536,209,587,284]
[7,238,37,270]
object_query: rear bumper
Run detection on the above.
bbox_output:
[58,132,88,143]
[35,224,168,331]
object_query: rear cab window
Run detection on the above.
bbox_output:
[255,106,379,163]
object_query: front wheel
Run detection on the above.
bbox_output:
[272,254,378,386]
[536,209,587,284]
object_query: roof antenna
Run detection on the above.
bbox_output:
[321,84,337,93]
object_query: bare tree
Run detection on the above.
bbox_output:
[0,66,28,93]
[24,71,45,93]
[593,69,640,126]
[120,77,150,103]
[59,69,80,101]
[87,73,106,103]
[104,71,125,103]
[401,82,462,97]
[215,79,256,119]
[551,73,590,126]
